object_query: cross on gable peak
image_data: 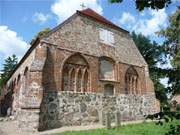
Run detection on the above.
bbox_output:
[80,3,86,10]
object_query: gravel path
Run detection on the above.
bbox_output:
[0,120,33,135]
[0,128,5,135]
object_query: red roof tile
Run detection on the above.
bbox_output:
[77,8,128,33]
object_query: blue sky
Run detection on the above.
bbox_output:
[0,0,179,71]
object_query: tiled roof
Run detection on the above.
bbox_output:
[77,8,128,33]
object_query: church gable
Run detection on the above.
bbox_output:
[43,8,146,67]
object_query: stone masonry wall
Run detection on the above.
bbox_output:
[39,91,158,131]
[17,43,47,131]
[43,14,153,94]
[44,15,146,67]
[41,45,147,95]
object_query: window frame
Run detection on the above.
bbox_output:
[99,28,115,46]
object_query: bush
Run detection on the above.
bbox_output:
[176,104,180,112]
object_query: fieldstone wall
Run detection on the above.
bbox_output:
[39,91,158,130]
[17,109,40,132]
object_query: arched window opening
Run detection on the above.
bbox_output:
[24,67,29,91]
[24,67,28,76]
[14,78,16,85]
[83,69,88,92]
[62,66,69,91]
[17,74,21,85]
[125,67,138,94]
[77,69,82,92]
[10,81,13,92]
[100,57,114,80]
[70,68,75,91]
[13,78,16,92]
[62,54,89,92]
[104,84,114,96]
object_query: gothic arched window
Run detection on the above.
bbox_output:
[17,74,21,85]
[125,66,138,94]
[99,57,114,80]
[23,67,29,91]
[62,54,89,92]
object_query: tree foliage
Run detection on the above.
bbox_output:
[145,8,180,135]
[30,28,51,45]
[109,0,172,11]
[0,55,18,94]
[132,32,164,68]
[158,8,180,95]
[158,8,180,58]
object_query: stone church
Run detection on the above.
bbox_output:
[0,8,159,131]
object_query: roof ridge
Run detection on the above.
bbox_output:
[77,8,129,33]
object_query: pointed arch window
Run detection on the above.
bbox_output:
[62,54,90,92]
[15,74,21,93]
[23,67,29,91]
[125,67,138,94]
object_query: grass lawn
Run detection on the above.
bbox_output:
[54,120,180,135]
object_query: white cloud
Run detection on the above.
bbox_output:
[32,12,51,24]
[133,9,168,36]
[119,12,136,29]
[160,77,169,88]
[0,26,29,60]
[118,9,168,36]
[119,12,135,25]
[51,0,103,23]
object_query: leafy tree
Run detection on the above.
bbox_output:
[132,32,164,68]
[157,8,180,95]
[146,8,180,135]
[131,32,167,104]
[173,51,180,68]
[158,8,180,58]
[30,28,51,45]
[0,55,18,94]
[109,0,172,11]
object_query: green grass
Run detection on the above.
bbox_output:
[54,120,180,135]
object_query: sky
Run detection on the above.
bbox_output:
[0,0,179,72]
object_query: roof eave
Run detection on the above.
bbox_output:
[5,38,40,83]
[76,10,129,33]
